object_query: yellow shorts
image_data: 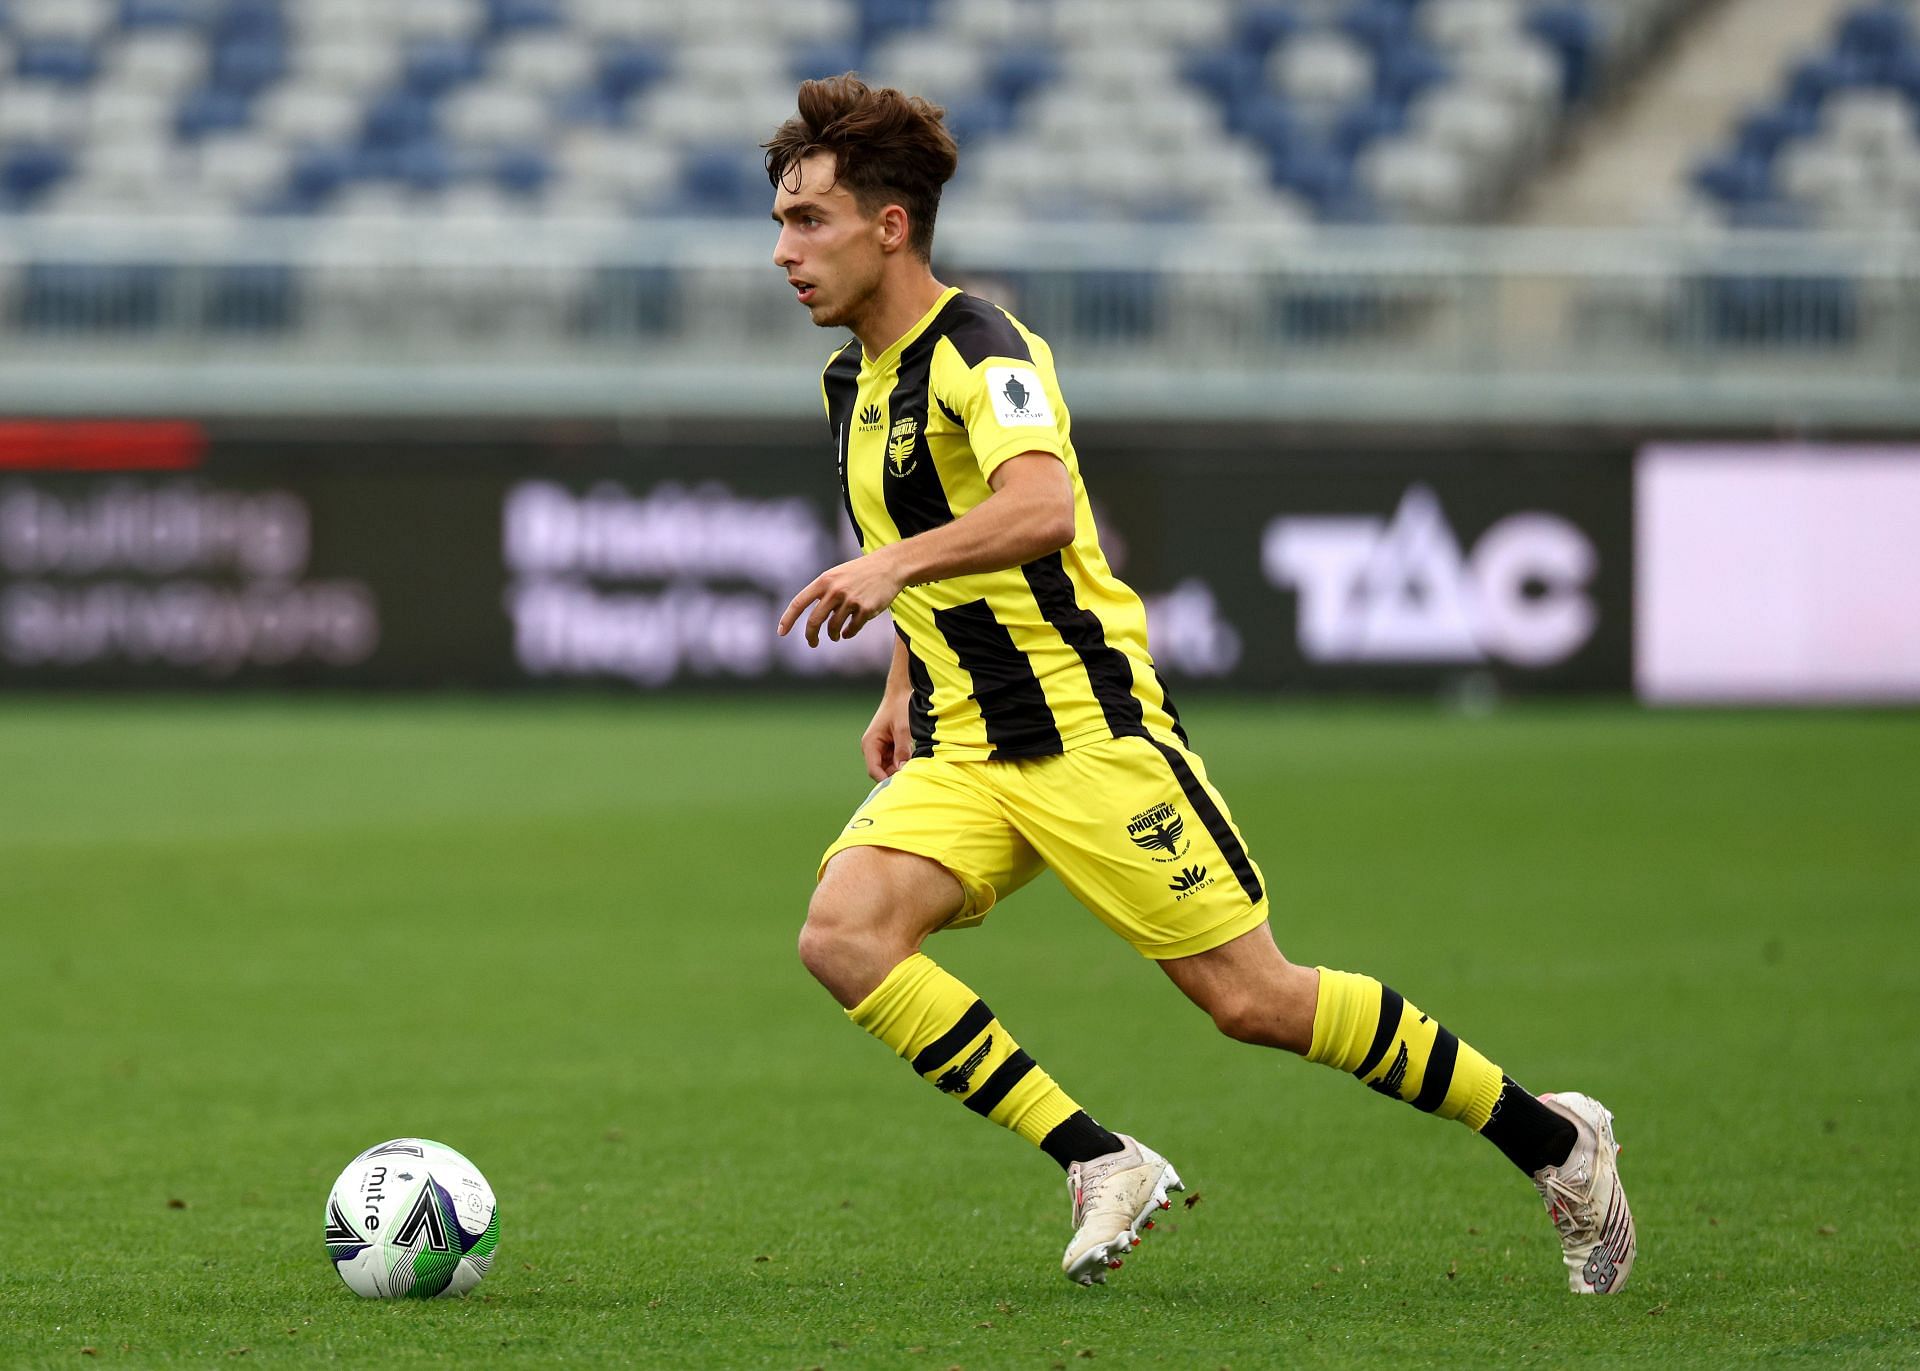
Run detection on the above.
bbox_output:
[818,733,1269,961]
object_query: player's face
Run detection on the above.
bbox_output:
[771,150,885,331]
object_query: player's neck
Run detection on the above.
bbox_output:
[853,270,950,362]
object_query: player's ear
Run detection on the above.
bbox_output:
[877,203,911,254]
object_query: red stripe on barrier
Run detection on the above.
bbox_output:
[0,421,207,471]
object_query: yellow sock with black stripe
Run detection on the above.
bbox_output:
[1307,965,1530,1143]
[849,952,1120,1169]
[1308,968,1577,1173]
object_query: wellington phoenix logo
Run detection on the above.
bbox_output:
[887,416,919,476]
[1127,801,1189,862]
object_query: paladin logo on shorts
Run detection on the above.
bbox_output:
[1168,865,1213,899]
[887,416,919,476]
[1262,485,1598,667]
[1127,802,1189,862]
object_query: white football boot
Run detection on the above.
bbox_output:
[1532,1092,1637,1294]
[1061,1135,1184,1286]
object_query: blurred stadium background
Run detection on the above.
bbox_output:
[0,0,1914,703]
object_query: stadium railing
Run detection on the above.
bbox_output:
[0,218,1916,426]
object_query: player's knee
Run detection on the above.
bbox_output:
[798,879,893,989]
[1208,994,1283,1047]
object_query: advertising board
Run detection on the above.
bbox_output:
[0,423,1636,694]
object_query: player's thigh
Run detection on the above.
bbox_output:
[1002,734,1269,961]
[817,756,1046,932]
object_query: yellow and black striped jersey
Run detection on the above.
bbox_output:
[819,286,1185,762]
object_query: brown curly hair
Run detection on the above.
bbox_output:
[763,73,959,262]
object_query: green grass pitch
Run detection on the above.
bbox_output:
[1,698,1915,1369]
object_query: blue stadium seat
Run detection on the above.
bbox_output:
[1182,49,1265,120]
[941,93,1015,149]
[1342,0,1415,54]
[1270,142,1357,215]
[679,146,764,214]
[987,48,1057,106]
[1527,3,1600,104]
[599,42,673,102]
[494,147,552,197]
[394,140,455,192]
[1,146,72,207]
[490,0,566,35]
[16,40,100,86]
[1836,3,1914,79]
[858,0,934,47]
[364,92,438,148]
[214,0,284,41]
[555,86,626,128]
[1691,152,1774,205]
[176,88,255,139]
[212,37,287,94]
[404,40,485,98]
[1785,54,1877,114]
[1375,43,1453,107]
[1232,95,1297,155]
[1735,103,1818,162]
[1332,99,1408,157]
[120,0,205,29]
[790,40,862,85]
[1234,4,1302,59]
[287,145,354,209]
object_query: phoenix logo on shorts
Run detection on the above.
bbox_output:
[887,416,919,476]
[1127,801,1190,862]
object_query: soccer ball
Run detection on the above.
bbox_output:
[324,1138,500,1298]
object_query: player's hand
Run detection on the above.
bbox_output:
[777,550,906,647]
[861,692,914,782]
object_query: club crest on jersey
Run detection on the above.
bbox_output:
[1127,801,1190,863]
[887,416,920,476]
[857,403,884,431]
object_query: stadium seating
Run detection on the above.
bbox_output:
[0,0,1699,227]
[1691,0,1920,231]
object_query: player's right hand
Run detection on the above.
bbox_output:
[861,693,914,781]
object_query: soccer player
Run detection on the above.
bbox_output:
[766,75,1636,1292]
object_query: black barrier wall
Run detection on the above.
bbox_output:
[0,424,1634,693]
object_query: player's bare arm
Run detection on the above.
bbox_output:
[776,452,1073,647]
[861,638,914,782]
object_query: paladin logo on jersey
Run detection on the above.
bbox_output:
[887,416,919,476]
[857,403,883,431]
[1127,801,1189,863]
[1263,485,1599,667]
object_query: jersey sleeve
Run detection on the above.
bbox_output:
[934,337,1068,482]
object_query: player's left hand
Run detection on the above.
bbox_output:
[778,551,905,647]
